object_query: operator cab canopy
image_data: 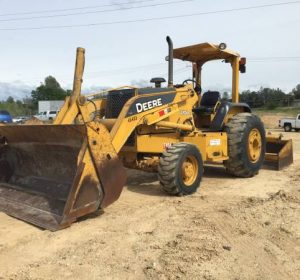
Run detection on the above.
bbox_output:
[173,42,240,64]
[172,41,245,103]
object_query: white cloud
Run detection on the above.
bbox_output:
[130,79,150,88]
[81,85,110,94]
[0,81,34,101]
[0,80,114,101]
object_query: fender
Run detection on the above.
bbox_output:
[283,122,292,127]
[210,101,251,131]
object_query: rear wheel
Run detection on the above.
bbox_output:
[158,143,203,196]
[224,113,266,177]
[284,124,292,132]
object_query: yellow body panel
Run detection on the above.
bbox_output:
[135,132,228,162]
[110,85,198,153]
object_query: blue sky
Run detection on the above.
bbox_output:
[0,0,299,100]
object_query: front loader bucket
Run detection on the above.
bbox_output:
[0,123,126,231]
[264,135,293,170]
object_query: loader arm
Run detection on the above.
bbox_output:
[108,85,198,153]
[55,47,107,125]
[54,47,85,125]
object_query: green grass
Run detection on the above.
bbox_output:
[253,107,300,117]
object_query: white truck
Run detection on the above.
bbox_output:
[279,114,300,132]
[34,110,59,121]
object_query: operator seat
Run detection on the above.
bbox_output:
[192,91,220,114]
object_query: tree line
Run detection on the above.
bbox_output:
[238,85,300,109]
[1,75,300,116]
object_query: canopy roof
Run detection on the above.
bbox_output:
[173,42,240,64]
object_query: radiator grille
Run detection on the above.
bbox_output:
[105,89,135,118]
[105,89,135,146]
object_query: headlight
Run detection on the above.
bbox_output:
[219,43,227,50]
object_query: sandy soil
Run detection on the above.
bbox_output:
[258,112,297,129]
[0,130,299,280]
[260,114,283,128]
[23,117,45,125]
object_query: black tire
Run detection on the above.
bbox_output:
[224,113,266,178]
[295,129,300,132]
[158,143,203,196]
[284,124,292,132]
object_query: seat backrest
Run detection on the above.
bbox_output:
[200,91,220,107]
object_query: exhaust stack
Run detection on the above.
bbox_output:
[166,36,174,87]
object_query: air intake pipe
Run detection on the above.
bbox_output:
[166,36,173,87]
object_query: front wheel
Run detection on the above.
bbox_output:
[158,143,203,196]
[225,113,266,178]
[284,124,292,132]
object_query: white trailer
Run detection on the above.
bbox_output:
[38,100,64,113]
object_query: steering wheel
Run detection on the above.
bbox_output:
[182,79,202,94]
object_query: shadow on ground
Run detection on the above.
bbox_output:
[125,165,236,196]
[203,165,233,179]
[125,169,164,197]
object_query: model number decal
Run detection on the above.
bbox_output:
[136,98,162,113]
[128,116,137,122]
[210,139,221,146]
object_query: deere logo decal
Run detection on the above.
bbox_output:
[136,98,162,113]
[126,93,176,117]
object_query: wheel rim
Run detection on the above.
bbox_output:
[248,128,262,163]
[181,155,198,186]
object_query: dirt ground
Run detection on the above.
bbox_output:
[258,113,289,129]
[0,129,299,280]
